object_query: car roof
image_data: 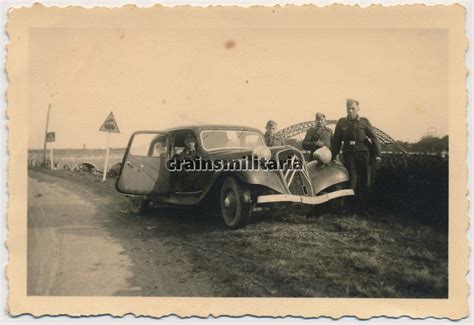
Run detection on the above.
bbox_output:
[162,124,263,133]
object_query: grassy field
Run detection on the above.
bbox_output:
[182,209,448,297]
[28,166,448,298]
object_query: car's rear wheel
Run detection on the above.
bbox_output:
[220,177,252,229]
[130,197,149,214]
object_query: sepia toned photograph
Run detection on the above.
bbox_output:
[6,3,469,319]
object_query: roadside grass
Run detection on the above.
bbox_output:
[184,208,448,298]
[29,167,448,298]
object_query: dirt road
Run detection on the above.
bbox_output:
[27,168,448,297]
[28,176,137,295]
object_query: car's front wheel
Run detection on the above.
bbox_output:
[220,177,252,229]
[129,197,150,214]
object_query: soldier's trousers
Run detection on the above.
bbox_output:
[342,150,372,210]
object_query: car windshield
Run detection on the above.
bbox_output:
[200,129,266,151]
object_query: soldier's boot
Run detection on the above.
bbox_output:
[358,189,370,216]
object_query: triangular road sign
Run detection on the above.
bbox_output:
[99,112,120,133]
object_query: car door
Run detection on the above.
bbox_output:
[116,131,171,195]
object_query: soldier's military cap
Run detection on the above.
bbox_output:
[266,120,277,128]
[184,133,196,143]
[346,98,359,107]
[315,112,326,119]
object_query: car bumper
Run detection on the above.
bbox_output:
[256,189,354,205]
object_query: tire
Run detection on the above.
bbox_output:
[130,197,150,214]
[219,177,252,229]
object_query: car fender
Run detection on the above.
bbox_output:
[306,160,350,194]
[194,170,287,204]
[235,170,288,194]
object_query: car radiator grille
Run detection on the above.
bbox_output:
[276,149,313,196]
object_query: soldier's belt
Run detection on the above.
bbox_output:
[347,140,366,145]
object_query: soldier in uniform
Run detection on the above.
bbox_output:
[180,134,198,160]
[172,133,199,192]
[331,98,381,212]
[302,112,333,159]
[264,120,286,147]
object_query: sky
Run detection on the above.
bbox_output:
[28,27,448,149]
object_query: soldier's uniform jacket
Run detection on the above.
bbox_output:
[302,126,333,156]
[264,132,286,147]
[331,116,381,157]
[180,148,198,160]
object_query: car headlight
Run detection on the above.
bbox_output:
[313,146,332,164]
[252,146,272,160]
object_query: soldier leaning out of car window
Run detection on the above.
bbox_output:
[302,112,333,160]
[264,120,285,147]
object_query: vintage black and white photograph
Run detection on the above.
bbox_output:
[6,3,469,319]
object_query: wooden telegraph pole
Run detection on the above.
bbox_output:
[43,104,51,166]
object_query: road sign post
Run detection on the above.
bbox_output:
[99,112,120,182]
[102,132,111,182]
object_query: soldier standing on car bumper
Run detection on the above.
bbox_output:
[302,112,333,160]
[331,98,381,211]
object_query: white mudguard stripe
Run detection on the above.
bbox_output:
[257,189,354,205]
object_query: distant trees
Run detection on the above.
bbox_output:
[409,135,448,153]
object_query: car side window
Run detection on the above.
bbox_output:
[151,136,169,157]
[174,147,185,156]
[129,133,168,157]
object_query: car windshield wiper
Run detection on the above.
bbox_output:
[201,130,217,140]
[237,129,246,139]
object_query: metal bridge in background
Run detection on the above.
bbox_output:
[275,120,406,154]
